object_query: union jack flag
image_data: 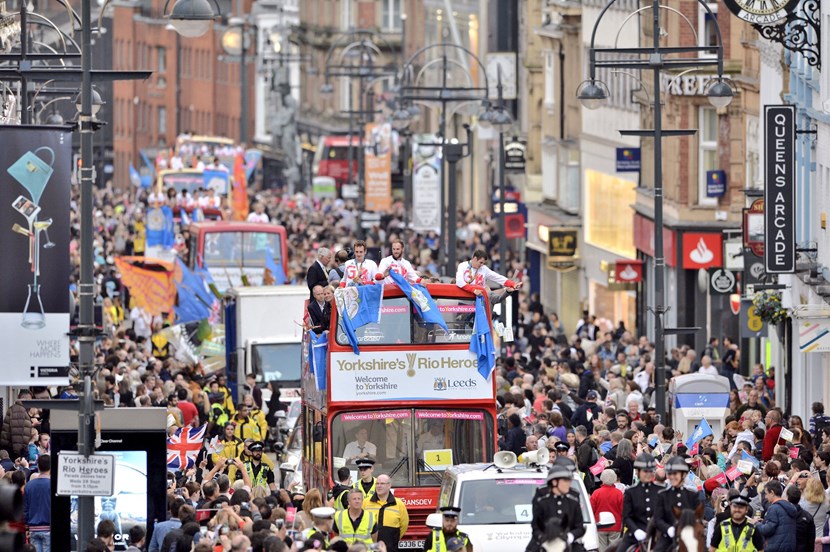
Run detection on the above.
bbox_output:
[167,423,207,471]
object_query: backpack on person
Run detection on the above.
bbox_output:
[794,504,815,552]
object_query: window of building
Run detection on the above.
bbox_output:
[157,46,166,73]
[382,0,402,30]
[699,1,719,57]
[158,107,167,136]
[823,11,830,112]
[544,50,555,109]
[698,106,719,206]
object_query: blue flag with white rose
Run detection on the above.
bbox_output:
[309,331,328,390]
[685,417,713,450]
[388,271,449,332]
[334,285,383,355]
[470,296,495,380]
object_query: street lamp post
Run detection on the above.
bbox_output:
[319,30,397,210]
[399,44,493,276]
[578,0,733,421]
[222,17,254,144]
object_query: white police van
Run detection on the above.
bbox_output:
[436,451,609,552]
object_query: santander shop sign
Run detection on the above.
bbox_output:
[682,233,723,269]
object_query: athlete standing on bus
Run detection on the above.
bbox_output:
[455,249,521,296]
[341,240,379,287]
[377,239,421,285]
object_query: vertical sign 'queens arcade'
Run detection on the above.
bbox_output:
[764,105,796,274]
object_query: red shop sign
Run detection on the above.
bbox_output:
[682,232,723,269]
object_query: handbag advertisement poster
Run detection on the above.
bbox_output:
[0,126,71,385]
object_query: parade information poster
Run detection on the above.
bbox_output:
[412,134,442,234]
[364,122,393,212]
[0,126,71,385]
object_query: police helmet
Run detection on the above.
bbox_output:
[546,465,572,483]
[664,456,690,474]
[553,456,577,473]
[633,452,656,471]
[730,492,751,507]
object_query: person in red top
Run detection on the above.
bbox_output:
[455,249,521,296]
[176,388,199,427]
[590,469,623,550]
[762,409,784,461]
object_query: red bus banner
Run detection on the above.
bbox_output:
[329,349,493,402]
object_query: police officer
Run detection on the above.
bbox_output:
[227,441,276,491]
[353,458,377,499]
[653,456,699,552]
[527,465,585,552]
[617,453,660,552]
[302,506,336,547]
[710,493,763,552]
[424,507,473,552]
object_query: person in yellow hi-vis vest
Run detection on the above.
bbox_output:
[424,507,473,552]
[227,441,276,491]
[710,493,763,552]
[232,404,264,442]
[241,394,267,442]
[353,458,378,499]
[363,474,409,552]
[301,507,335,547]
[333,489,378,545]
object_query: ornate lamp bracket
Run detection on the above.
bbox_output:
[752,0,820,69]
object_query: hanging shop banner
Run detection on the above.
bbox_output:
[615,259,643,283]
[706,170,727,197]
[547,228,579,271]
[364,122,393,212]
[764,105,795,274]
[740,298,768,339]
[411,135,442,234]
[615,148,641,172]
[743,198,765,257]
[682,232,723,269]
[708,268,737,295]
[797,319,830,353]
[504,139,527,171]
[0,125,72,385]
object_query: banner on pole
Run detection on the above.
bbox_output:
[0,125,72,385]
[411,135,442,234]
[364,122,393,212]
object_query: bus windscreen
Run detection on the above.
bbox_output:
[162,173,205,194]
[252,343,302,384]
[330,408,492,488]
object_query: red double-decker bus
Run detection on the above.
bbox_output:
[300,284,498,549]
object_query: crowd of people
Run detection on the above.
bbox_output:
[1,176,821,552]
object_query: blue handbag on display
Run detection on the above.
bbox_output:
[7,146,55,205]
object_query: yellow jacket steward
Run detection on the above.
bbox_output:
[363,492,409,545]
[211,436,243,465]
[249,407,268,439]
[425,529,471,552]
[716,520,758,552]
[233,416,265,442]
[334,509,376,544]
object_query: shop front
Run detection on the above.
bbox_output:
[583,169,638,332]
[525,204,583,327]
